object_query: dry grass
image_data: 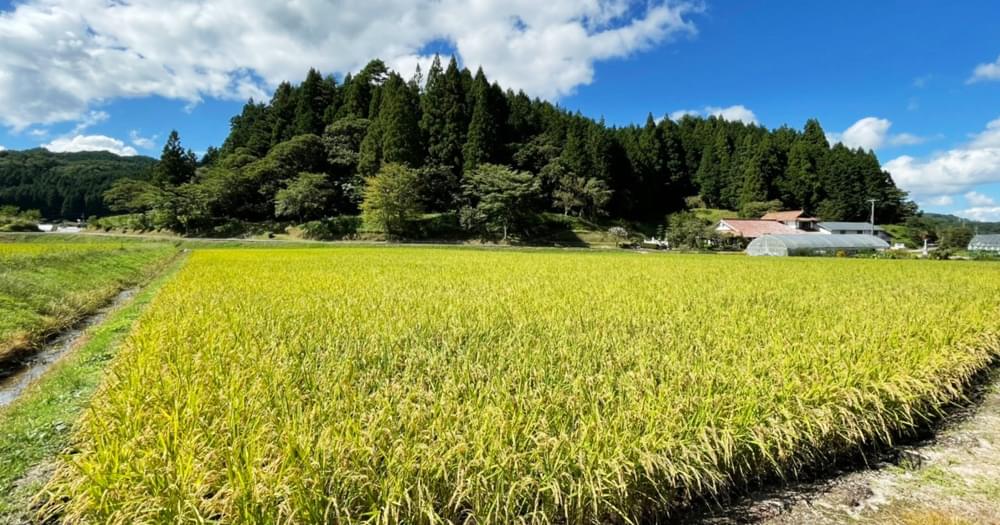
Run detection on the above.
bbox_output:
[38,248,1000,523]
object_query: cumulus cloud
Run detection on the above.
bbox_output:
[129,130,158,150]
[668,109,700,121]
[0,145,5,151]
[0,0,700,130]
[669,105,757,124]
[925,195,954,207]
[71,111,110,134]
[965,191,996,207]
[958,207,1000,222]
[43,135,138,156]
[885,117,1000,196]
[827,117,925,151]
[889,133,925,146]
[969,55,1000,83]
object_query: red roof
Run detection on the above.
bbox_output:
[761,210,810,221]
[717,219,797,238]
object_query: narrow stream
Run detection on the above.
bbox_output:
[0,287,137,408]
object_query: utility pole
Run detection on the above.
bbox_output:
[868,199,877,236]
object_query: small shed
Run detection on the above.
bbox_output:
[746,234,889,257]
[817,221,892,242]
[968,234,1000,253]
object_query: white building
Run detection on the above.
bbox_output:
[817,222,891,243]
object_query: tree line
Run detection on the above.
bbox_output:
[105,57,917,237]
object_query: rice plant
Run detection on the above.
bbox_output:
[40,248,1000,523]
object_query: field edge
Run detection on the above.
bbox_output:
[0,252,189,523]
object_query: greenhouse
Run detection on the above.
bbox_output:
[746,234,889,257]
[968,234,1000,253]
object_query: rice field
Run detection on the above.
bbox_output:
[0,239,176,360]
[40,247,1000,523]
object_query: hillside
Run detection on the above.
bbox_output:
[0,149,156,220]
[923,213,1000,234]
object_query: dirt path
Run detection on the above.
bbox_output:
[693,369,1000,525]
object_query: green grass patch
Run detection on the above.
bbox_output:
[0,239,176,361]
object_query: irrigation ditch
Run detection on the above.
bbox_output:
[0,288,137,409]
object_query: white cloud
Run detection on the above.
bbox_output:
[0,0,701,130]
[957,206,1000,222]
[705,105,757,124]
[885,117,1000,196]
[669,105,757,124]
[28,128,48,138]
[926,195,955,207]
[43,135,138,156]
[70,110,109,134]
[827,116,925,150]
[668,109,700,121]
[889,133,925,146]
[965,191,996,207]
[912,75,931,88]
[828,117,891,150]
[969,55,1000,83]
[0,145,5,151]
[129,130,157,150]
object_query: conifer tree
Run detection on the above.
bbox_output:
[269,82,297,146]
[338,60,388,119]
[294,68,335,136]
[378,73,423,167]
[779,119,829,212]
[463,68,499,171]
[153,130,197,186]
[421,56,468,174]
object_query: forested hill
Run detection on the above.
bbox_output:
[0,149,155,219]
[104,57,916,236]
[218,58,913,222]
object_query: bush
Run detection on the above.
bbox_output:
[929,248,954,260]
[0,206,42,232]
[299,216,365,240]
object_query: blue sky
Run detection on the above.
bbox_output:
[1,0,999,219]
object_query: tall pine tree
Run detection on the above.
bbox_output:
[463,68,500,171]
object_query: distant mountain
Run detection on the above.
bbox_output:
[923,213,1000,234]
[0,148,156,220]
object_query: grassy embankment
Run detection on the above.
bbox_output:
[39,247,1000,523]
[0,251,188,522]
[0,238,177,363]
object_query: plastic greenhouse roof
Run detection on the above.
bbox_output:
[968,234,1000,250]
[747,234,890,252]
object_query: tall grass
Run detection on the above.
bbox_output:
[0,242,176,360]
[41,248,1000,523]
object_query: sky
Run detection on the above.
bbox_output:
[1,0,999,220]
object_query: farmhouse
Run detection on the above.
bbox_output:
[760,210,819,231]
[746,234,890,257]
[818,221,891,242]
[968,234,1000,253]
[715,219,796,239]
